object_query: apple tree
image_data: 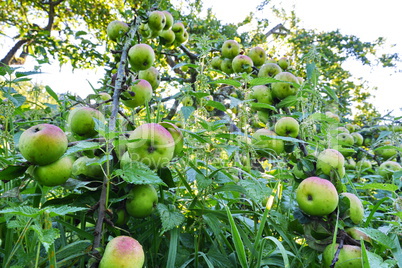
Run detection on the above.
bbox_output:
[1,0,401,267]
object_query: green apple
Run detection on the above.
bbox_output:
[340,192,364,224]
[220,58,234,74]
[356,159,372,170]
[172,22,185,36]
[114,208,129,226]
[162,10,174,30]
[336,132,355,147]
[67,106,105,139]
[148,11,166,32]
[266,58,277,63]
[325,111,341,122]
[297,77,304,84]
[159,122,184,157]
[316,149,345,177]
[211,56,223,70]
[277,57,290,70]
[138,67,160,90]
[174,29,189,45]
[323,243,362,268]
[345,158,356,169]
[99,236,144,268]
[258,63,282,78]
[138,23,151,38]
[106,20,129,42]
[72,156,104,179]
[295,176,339,216]
[345,123,358,132]
[33,156,74,186]
[346,227,372,243]
[247,46,266,67]
[252,129,284,155]
[257,110,270,124]
[351,132,364,146]
[221,40,240,59]
[128,44,155,71]
[159,29,175,45]
[121,79,153,108]
[247,85,273,111]
[274,117,300,138]
[378,160,401,179]
[125,184,158,218]
[375,140,398,160]
[98,92,112,102]
[232,54,254,73]
[18,123,68,166]
[334,127,350,134]
[127,123,175,169]
[271,71,299,99]
[181,96,193,106]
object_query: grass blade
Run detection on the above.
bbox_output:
[225,206,248,268]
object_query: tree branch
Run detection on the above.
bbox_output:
[91,18,139,257]
[265,23,289,38]
[1,39,29,66]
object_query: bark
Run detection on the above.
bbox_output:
[0,0,64,66]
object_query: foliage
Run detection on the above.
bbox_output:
[1,0,401,268]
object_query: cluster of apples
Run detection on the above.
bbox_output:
[138,10,189,47]
[252,116,300,155]
[107,10,188,110]
[107,10,188,47]
[18,123,72,186]
[325,116,402,181]
[17,106,107,187]
[210,40,301,117]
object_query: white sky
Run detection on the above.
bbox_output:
[2,0,401,117]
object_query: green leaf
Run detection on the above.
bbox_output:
[263,236,290,268]
[173,62,199,69]
[45,205,87,217]
[276,95,298,108]
[66,141,101,155]
[229,96,242,108]
[157,203,185,233]
[7,93,26,107]
[166,228,179,268]
[323,86,338,102]
[45,85,59,103]
[356,227,395,249]
[374,145,402,152]
[249,77,279,86]
[114,161,166,185]
[30,225,60,252]
[181,106,195,121]
[206,100,226,111]
[355,183,398,192]
[225,206,248,268]
[55,240,92,265]
[15,71,41,77]
[196,172,212,191]
[239,179,271,204]
[259,134,307,144]
[0,206,41,218]
[248,102,277,112]
[75,30,87,37]
[208,79,242,87]
[0,165,28,181]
